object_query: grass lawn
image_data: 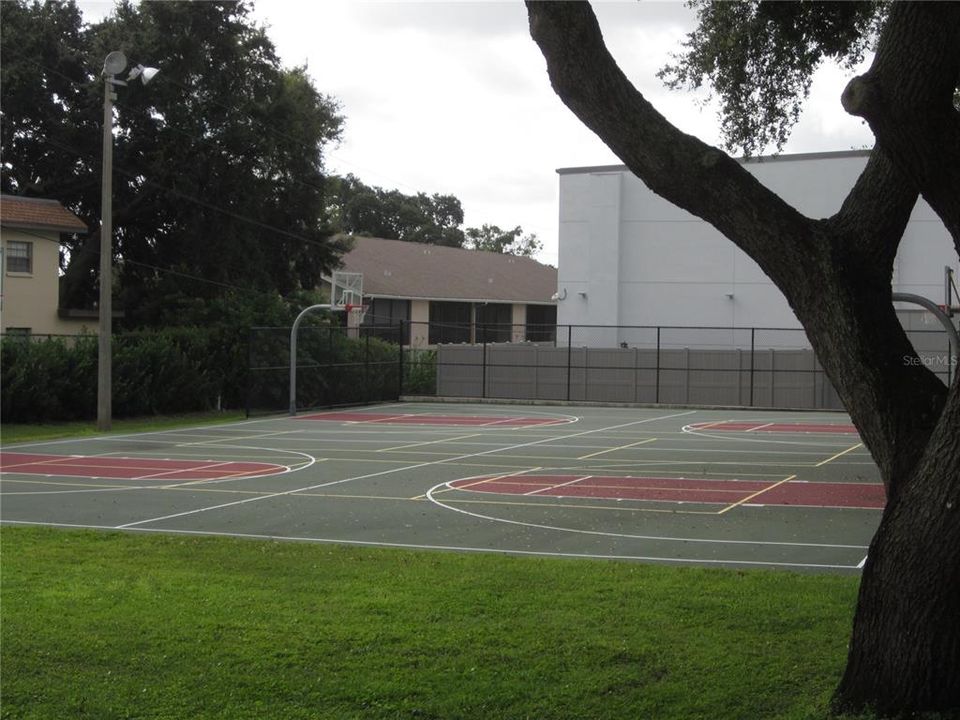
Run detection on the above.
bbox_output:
[1,527,870,719]
[0,411,246,445]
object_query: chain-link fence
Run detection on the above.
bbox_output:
[248,322,404,415]
[401,323,955,410]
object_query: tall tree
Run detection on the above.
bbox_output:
[526,1,960,716]
[464,224,542,257]
[327,174,466,247]
[1,0,346,326]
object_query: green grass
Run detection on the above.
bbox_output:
[1,527,870,719]
[0,410,246,445]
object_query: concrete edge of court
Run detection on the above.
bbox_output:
[399,395,849,414]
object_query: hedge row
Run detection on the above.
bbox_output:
[1,327,403,423]
[246,327,402,413]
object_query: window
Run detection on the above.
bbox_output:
[526,305,557,343]
[476,303,513,343]
[362,298,410,344]
[429,302,471,344]
[6,241,33,274]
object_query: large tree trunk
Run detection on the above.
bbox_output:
[525,2,960,715]
[836,382,960,714]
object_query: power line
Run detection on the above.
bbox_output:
[10,226,269,297]
[4,45,430,202]
[39,134,341,256]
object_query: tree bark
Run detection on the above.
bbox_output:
[836,379,960,714]
[526,1,960,714]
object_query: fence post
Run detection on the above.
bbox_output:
[398,320,405,398]
[769,348,776,407]
[566,325,573,402]
[245,327,254,418]
[655,326,661,404]
[481,324,488,399]
[364,332,370,404]
[749,327,756,407]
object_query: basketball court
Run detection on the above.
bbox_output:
[0,402,882,572]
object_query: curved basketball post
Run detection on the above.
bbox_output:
[290,304,332,415]
[891,292,960,357]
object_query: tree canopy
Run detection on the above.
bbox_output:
[658,0,887,155]
[526,0,959,716]
[326,173,542,257]
[325,174,467,248]
[464,224,542,257]
[1,0,346,326]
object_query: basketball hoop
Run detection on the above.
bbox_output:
[344,303,369,326]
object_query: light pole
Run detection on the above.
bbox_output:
[98,51,158,430]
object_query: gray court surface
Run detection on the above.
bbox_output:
[0,402,882,572]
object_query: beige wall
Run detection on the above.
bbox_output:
[409,299,430,347]
[2,228,91,336]
[511,304,527,343]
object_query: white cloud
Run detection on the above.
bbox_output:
[79,0,876,267]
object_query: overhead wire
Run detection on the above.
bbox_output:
[7,225,269,297]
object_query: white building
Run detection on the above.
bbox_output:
[556,150,957,350]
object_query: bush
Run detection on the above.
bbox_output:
[2,329,234,422]
[2,324,405,423]
[1,335,97,422]
[403,348,437,395]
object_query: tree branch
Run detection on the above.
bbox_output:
[526,1,821,300]
[842,2,960,250]
[526,0,950,489]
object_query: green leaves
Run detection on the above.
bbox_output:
[464,223,542,256]
[1,0,345,326]
[327,174,467,247]
[658,1,886,155]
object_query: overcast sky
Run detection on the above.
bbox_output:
[78,1,875,266]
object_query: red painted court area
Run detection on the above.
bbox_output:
[298,412,569,427]
[450,474,885,510]
[687,421,859,434]
[0,452,285,481]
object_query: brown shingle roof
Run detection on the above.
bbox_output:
[339,236,557,304]
[0,195,87,233]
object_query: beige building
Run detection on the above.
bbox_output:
[1,195,90,336]
[334,235,558,347]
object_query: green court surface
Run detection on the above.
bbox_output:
[0,403,882,572]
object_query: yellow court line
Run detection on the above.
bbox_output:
[0,478,129,490]
[409,467,542,500]
[578,437,657,460]
[441,497,720,516]
[272,491,720,515]
[377,433,483,453]
[175,430,302,446]
[815,442,864,467]
[716,475,796,515]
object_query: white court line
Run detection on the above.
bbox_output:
[746,423,775,432]
[135,460,240,481]
[524,475,591,496]
[680,423,864,449]
[0,520,863,571]
[0,444,316,495]
[112,410,698,530]
[377,433,483,453]
[857,555,868,569]
[425,481,868,550]
[347,414,414,424]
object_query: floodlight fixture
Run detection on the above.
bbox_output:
[102,51,127,76]
[127,64,160,85]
